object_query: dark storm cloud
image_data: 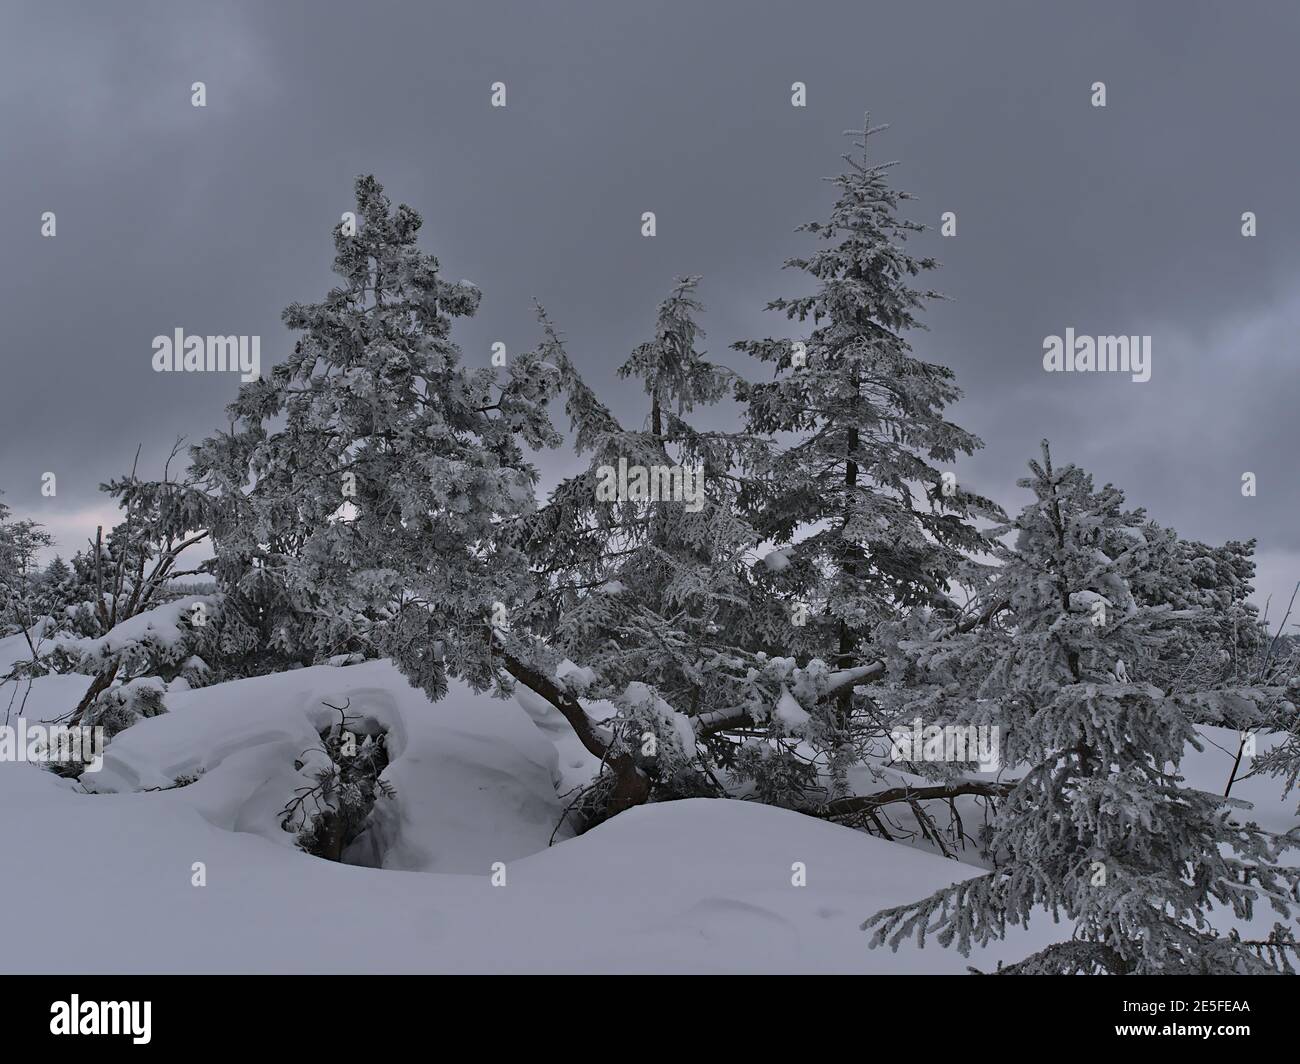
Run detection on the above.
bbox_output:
[2,0,1296,607]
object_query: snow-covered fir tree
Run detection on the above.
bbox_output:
[41,555,73,597]
[732,116,1000,791]
[1129,527,1274,709]
[545,285,755,686]
[505,283,773,810]
[191,175,568,688]
[865,442,1300,973]
[0,495,59,697]
[0,494,53,639]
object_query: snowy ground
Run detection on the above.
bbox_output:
[1,633,1294,973]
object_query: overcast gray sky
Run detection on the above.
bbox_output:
[2,0,1297,613]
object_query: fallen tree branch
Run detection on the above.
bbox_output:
[816,779,1014,819]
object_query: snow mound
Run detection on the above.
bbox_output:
[82,660,570,872]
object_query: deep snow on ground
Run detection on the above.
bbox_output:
[85,660,572,873]
[0,630,1295,973]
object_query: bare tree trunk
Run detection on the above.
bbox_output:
[68,664,118,726]
[837,424,860,733]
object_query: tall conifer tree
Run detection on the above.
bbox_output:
[734,116,999,782]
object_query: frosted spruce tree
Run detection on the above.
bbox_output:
[865,442,1300,974]
[187,177,660,811]
[581,281,756,677]
[507,282,785,811]
[0,495,53,640]
[190,174,561,682]
[0,495,60,704]
[733,116,1000,789]
[1128,527,1273,710]
[42,555,73,599]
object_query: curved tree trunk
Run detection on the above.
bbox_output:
[495,643,650,814]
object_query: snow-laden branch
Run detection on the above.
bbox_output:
[694,660,886,735]
[694,601,1006,737]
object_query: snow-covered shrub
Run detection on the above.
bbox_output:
[55,595,218,685]
[82,676,168,741]
[280,704,394,862]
